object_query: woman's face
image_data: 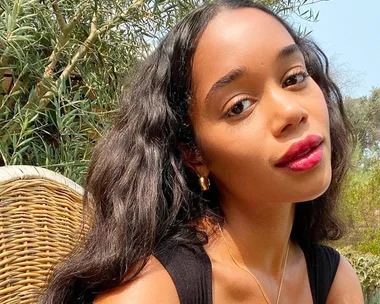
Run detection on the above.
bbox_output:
[190,8,332,205]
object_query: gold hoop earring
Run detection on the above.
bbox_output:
[199,176,210,191]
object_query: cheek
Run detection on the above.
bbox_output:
[306,80,331,134]
[312,81,330,119]
[199,131,286,204]
[195,119,269,187]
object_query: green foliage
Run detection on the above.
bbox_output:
[367,292,380,304]
[345,88,380,158]
[338,247,380,302]
[1,0,198,183]
[338,88,380,257]
[357,229,380,256]
[341,158,380,225]
[336,89,380,303]
[338,133,380,255]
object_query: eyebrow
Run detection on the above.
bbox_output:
[204,66,247,103]
[203,44,302,103]
[277,44,302,61]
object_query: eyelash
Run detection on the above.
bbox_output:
[225,70,310,118]
[225,97,255,118]
[282,70,310,88]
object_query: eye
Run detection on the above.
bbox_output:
[226,99,254,118]
[282,71,309,88]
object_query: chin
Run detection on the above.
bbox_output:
[294,172,332,202]
[300,186,329,202]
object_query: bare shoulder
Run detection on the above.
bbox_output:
[94,256,179,304]
[326,253,364,304]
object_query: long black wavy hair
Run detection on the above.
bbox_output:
[41,0,354,302]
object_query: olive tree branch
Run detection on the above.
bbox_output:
[51,1,67,32]
[60,11,98,80]
[1,1,91,139]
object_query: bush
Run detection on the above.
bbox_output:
[357,229,380,256]
[339,148,380,255]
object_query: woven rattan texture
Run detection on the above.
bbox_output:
[0,177,84,304]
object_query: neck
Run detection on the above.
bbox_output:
[215,198,295,276]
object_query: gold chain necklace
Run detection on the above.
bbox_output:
[217,223,290,304]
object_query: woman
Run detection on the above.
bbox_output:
[42,0,364,303]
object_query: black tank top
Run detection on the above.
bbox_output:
[155,241,340,304]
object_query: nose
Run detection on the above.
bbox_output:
[268,90,309,137]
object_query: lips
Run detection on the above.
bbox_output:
[275,134,323,167]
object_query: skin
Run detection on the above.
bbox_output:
[96,8,363,304]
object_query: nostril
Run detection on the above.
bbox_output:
[280,115,306,134]
[281,124,291,133]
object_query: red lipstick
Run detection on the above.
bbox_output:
[275,134,324,172]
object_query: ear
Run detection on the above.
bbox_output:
[179,143,210,178]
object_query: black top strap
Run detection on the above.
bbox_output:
[300,242,341,304]
[155,245,213,304]
[155,242,340,304]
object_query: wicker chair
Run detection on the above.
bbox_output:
[0,166,86,304]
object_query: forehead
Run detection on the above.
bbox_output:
[192,8,296,96]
